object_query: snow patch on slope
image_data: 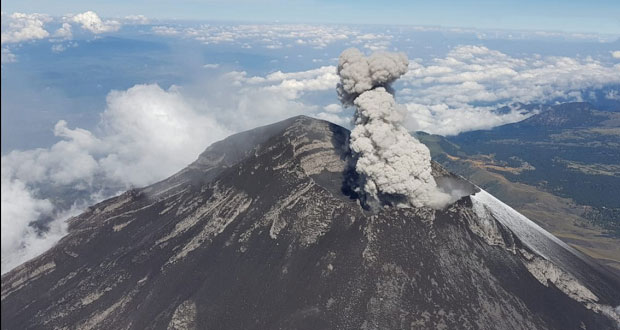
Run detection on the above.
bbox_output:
[470,189,574,259]
[471,189,620,325]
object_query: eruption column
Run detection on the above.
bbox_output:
[337,48,452,209]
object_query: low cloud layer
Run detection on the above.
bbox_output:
[1,10,124,44]
[338,48,453,209]
[0,68,344,273]
[1,12,51,44]
[1,84,230,273]
[152,24,354,49]
[401,45,620,135]
[0,10,131,62]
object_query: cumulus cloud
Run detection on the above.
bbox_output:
[1,171,55,273]
[218,66,345,128]
[351,33,393,51]
[1,47,16,63]
[98,85,230,186]
[123,15,149,25]
[152,25,180,36]
[400,45,620,135]
[51,44,65,53]
[152,24,352,49]
[338,48,453,209]
[315,112,349,126]
[53,22,73,39]
[1,12,51,44]
[4,84,230,189]
[323,103,342,113]
[1,84,230,273]
[605,90,620,101]
[0,65,348,273]
[50,41,77,53]
[70,11,120,34]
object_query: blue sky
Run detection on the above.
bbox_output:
[2,0,620,34]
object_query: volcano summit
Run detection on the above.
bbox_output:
[1,115,620,330]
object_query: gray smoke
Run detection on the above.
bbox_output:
[338,48,454,209]
[337,48,409,105]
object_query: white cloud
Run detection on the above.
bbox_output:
[1,12,51,44]
[203,63,220,69]
[214,66,344,130]
[1,47,16,63]
[400,45,620,135]
[1,63,350,272]
[0,66,347,272]
[605,90,620,101]
[70,11,120,34]
[0,84,230,273]
[314,112,348,126]
[51,44,65,53]
[98,84,230,186]
[50,41,77,53]
[152,23,352,49]
[123,15,149,25]
[152,25,180,36]
[351,33,393,51]
[53,22,72,39]
[1,171,55,273]
[323,103,342,113]
[612,51,620,59]
[3,84,234,190]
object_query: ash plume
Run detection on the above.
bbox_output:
[338,48,453,209]
[337,48,409,105]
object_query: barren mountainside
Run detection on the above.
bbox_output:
[2,116,620,330]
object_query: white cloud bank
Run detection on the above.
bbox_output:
[1,84,230,273]
[1,47,16,63]
[53,22,73,39]
[151,23,380,50]
[0,10,144,63]
[0,67,342,273]
[1,10,129,46]
[1,12,51,44]
[400,45,620,135]
[69,11,121,34]
[123,15,149,25]
[1,172,56,272]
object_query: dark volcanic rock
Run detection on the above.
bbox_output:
[2,116,620,330]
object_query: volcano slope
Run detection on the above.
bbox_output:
[2,116,620,330]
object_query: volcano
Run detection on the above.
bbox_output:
[2,116,619,329]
